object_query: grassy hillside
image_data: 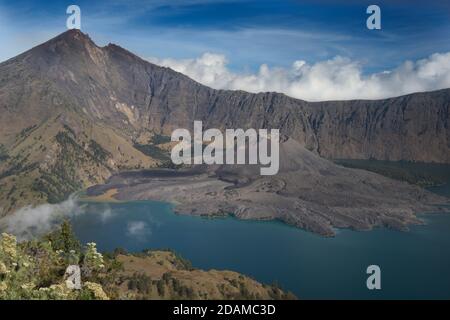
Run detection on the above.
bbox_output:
[0,114,159,216]
[0,222,296,300]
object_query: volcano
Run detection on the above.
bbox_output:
[0,30,448,235]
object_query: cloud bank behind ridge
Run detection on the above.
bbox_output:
[148,52,450,101]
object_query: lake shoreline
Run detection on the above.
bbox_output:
[69,192,450,299]
[83,161,450,237]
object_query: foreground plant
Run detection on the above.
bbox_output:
[0,223,109,300]
[1,221,295,300]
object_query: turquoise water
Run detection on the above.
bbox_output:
[70,185,450,299]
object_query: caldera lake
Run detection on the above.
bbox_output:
[70,184,450,300]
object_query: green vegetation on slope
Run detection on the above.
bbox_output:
[31,130,99,204]
[0,117,159,216]
[0,221,109,300]
[0,222,296,300]
[150,134,171,145]
[133,143,170,162]
[334,159,450,187]
[0,145,8,163]
[88,139,112,163]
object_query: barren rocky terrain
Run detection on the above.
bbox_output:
[1,29,449,235]
[88,139,450,236]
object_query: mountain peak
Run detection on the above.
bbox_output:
[56,29,92,42]
[46,29,98,49]
[21,29,103,64]
[44,30,141,62]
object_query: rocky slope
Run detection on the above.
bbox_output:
[87,138,448,236]
[0,29,449,221]
[1,30,448,163]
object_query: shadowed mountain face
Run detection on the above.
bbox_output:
[0,30,449,233]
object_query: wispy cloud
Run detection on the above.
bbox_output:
[126,221,151,241]
[0,196,118,240]
[0,196,84,240]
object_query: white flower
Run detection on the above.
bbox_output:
[0,262,7,274]
[0,282,7,292]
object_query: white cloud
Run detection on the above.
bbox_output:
[126,221,150,241]
[0,195,118,240]
[0,195,85,240]
[148,52,450,101]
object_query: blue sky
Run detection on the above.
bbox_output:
[0,0,449,70]
[1,0,450,100]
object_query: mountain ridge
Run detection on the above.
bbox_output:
[1,29,449,163]
[0,30,449,220]
[3,29,449,103]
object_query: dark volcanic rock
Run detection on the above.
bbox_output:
[91,139,450,236]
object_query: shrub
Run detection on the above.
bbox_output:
[0,231,108,300]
